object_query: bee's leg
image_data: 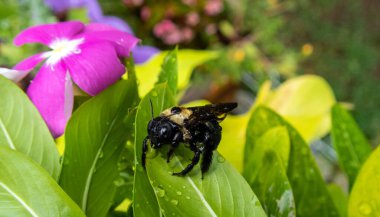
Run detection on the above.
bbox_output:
[200,148,213,179]
[167,132,182,163]
[172,149,201,176]
[142,136,149,169]
[200,120,221,178]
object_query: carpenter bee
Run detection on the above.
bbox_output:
[142,102,237,177]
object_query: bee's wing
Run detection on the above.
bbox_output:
[187,103,237,123]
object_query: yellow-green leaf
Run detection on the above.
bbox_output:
[257,75,336,142]
[349,146,380,217]
[136,49,218,97]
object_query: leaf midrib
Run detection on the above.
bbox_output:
[173,155,217,217]
[0,118,16,150]
[81,115,118,212]
[0,182,38,217]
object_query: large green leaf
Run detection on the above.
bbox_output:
[328,184,348,217]
[245,106,339,217]
[0,75,60,180]
[133,83,175,217]
[59,79,139,217]
[146,145,267,217]
[0,146,85,216]
[244,127,295,217]
[156,48,178,95]
[331,104,372,188]
[348,146,380,217]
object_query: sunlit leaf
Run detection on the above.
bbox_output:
[331,104,372,188]
[59,79,139,217]
[133,83,175,217]
[349,146,380,217]
[244,126,290,179]
[245,106,339,217]
[136,49,218,97]
[0,146,85,217]
[146,146,267,217]
[0,75,60,180]
[219,113,250,172]
[244,127,295,217]
[257,75,336,142]
[156,48,178,95]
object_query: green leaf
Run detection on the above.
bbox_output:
[244,126,290,180]
[146,146,267,217]
[0,146,85,217]
[133,83,175,217]
[328,184,348,217]
[156,48,178,95]
[135,49,218,97]
[245,106,339,217]
[59,79,139,217]
[348,146,380,217]
[244,127,295,217]
[331,104,372,188]
[0,75,60,180]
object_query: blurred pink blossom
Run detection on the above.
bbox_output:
[182,0,197,6]
[204,0,223,16]
[140,6,152,21]
[186,12,200,26]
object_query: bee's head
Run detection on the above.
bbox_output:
[147,117,175,149]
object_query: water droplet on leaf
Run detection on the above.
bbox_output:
[156,185,166,197]
[170,199,178,205]
[359,201,372,215]
[217,155,225,163]
[176,191,182,196]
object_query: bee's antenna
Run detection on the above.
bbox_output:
[149,98,154,119]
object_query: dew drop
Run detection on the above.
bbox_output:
[156,185,166,197]
[217,155,225,163]
[73,49,81,54]
[185,196,191,200]
[182,186,186,189]
[176,191,182,196]
[113,178,124,187]
[99,151,104,159]
[359,201,372,215]
[170,199,178,205]
[171,212,176,216]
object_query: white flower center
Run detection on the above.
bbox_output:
[44,38,84,66]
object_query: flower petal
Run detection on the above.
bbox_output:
[81,23,139,57]
[13,53,46,71]
[132,45,160,64]
[0,67,29,82]
[27,63,73,138]
[93,16,134,34]
[64,41,125,95]
[14,21,85,47]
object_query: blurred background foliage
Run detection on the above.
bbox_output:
[0,0,379,145]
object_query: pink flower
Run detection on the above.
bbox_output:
[204,0,223,16]
[9,21,139,137]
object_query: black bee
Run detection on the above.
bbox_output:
[142,102,237,177]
